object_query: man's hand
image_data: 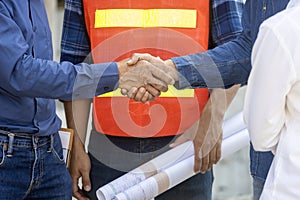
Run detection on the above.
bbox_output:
[117,56,175,101]
[127,53,178,81]
[69,133,91,200]
[119,53,178,102]
[170,85,240,173]
[170,107,223,173]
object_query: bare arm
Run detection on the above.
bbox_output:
[64,99,92,200]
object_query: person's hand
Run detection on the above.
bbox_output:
[117,57,175,100]
[194,125,222,173]
[169,114,222,173]
[120,53,178,102]
[170,85,240,172]
[69,134,91,200]
[128,53,178,81]
[121,86,157,103]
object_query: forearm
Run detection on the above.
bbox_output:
[172,34,252,89]
[64,99,91,144]
[197,85,240,137]
[210,84,240,119]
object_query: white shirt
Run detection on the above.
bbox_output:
[244,0,300,199]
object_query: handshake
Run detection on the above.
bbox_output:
[117,53,178,102]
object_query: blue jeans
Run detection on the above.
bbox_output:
[85,132,213,200]
[250,144,274,200]
[0,131,72,200]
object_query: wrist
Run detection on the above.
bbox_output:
[117,61,128,79]
[165,59,178,81]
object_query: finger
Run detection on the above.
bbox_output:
[200,154,209,173]
[194,151,202,173]
[150,83,169,93]
[144,74,169,92]
[208,148,216,170]
[126,87,138,99]
[215,138,222,163]
[127,53,151,65]
[81,170,92,193]
[141,91,151,103]
[72,177,87,200]
[149,82,169,93]
[169,134,189,148]
[74,190,90,200]
[149,66,175,85]
[144,84,161,97]
[134,87,146,102]
[121,88,128,96]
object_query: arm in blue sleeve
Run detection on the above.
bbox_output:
[172,0,251,89]
[0,6,119,101]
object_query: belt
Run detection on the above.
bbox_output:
[0,129,33,137]
[0,129,53,157]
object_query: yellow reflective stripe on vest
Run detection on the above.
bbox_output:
[95,9,197,28]
[98,86,194,97]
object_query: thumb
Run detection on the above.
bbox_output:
[169,134,189,148]
[127,53,155,65]
[127,53,142,65]
[81,171,92,192]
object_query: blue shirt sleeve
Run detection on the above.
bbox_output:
[172,0,251,89]
[0,3,119,101]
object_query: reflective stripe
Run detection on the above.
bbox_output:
[95,9,197,28]
[98,86,194,97]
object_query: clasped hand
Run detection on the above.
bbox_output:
[117,53,178,102]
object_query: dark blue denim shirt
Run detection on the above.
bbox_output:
[0,0,119,135]
[173,0,290,89]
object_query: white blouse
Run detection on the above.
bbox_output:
[244,0,300,199]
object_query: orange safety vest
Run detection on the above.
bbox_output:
[83,0,210,137]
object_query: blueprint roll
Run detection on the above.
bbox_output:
[112,130,249,200]
[96,112,250,200]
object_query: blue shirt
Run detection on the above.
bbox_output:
[173,0,290,89]
[0,0,119,136]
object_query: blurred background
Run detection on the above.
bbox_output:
[44,0,252,199]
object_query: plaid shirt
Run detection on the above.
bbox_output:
[60,0,244,64]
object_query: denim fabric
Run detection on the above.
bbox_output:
[250,144,274,179]
[252,176,266,200]
[249,144,273,200]
[86,132,213,200]
[0,132,72,200]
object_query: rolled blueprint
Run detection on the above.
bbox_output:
[97,112,249,200]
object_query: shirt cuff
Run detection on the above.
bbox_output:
[171,56,206,89]
[95,62,119,96]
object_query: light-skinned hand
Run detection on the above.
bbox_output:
[118,57,174,101]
